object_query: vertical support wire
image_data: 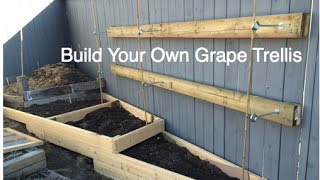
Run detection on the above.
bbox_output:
[296,0,314,179]
[91,0,104,104]
[20,29,24,76]
[241,0,257,179]
[135,0,148,125]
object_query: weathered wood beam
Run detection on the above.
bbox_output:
[16,76,28,95]
[110,64,301,126]
[23,78,105,101]
[107,13,309,39]
[23,89,100,108]
[4,95,24,109]
[4,149,46,176]
[4,128,43,153]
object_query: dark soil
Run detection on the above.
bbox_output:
[21,99,102,117]
[4,118,110,180]
[4,63,91,95]
[66,106,146,137]
[122,134,239,180]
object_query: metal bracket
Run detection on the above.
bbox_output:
[294,108,300,121]
[249,109,280,122]
[25,91,32,101]
[252,21,285,31]
[138,29,162,35]
[93,31,107,35]
[141,81,164,87]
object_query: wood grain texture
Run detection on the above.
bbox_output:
[111,64,300,126]
[107,13,310,39]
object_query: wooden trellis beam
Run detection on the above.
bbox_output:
[107,13,309,39]
[110,64,301,126]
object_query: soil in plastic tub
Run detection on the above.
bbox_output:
[22,99,102,117]
[66,106,145,137]
[122,134,239,180]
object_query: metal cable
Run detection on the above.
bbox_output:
[241,0,256,179]
[91,0,104,104]
[135,0,148,125]
[20,29,24,76]
[296,0,315,179]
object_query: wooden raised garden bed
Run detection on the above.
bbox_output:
[4,94,165,154]
[93,131,262,180]
[4,93,261,179]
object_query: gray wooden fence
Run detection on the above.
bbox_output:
[3,0,69,84]
[65,1,318,179]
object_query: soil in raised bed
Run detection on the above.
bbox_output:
[22,99,102,117]
[122,134,239,180]
[4,63,91,95]
[66,106,146,137]
[4,118,110,180]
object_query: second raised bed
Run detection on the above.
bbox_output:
[4,94,165,154]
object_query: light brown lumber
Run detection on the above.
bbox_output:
[94,160,140,180]
[25,121,162,160]
[4,108,113,151]
[111,64,301,126]
[107,13,309,39]
[112,119,165,152]
[26,124,108,158]
[49,102,113,123]
[4,149,46,175]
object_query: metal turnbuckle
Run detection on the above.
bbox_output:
[141,81,164,87]
[249,109,280,122]
[138,29,162,35]
[252,21,285,31]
